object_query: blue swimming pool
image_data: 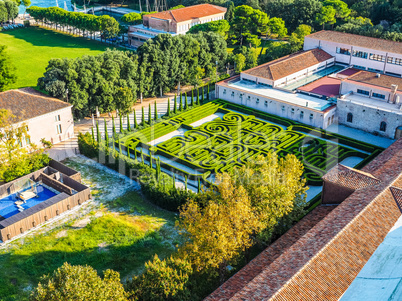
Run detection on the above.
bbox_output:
[0,185,57,219]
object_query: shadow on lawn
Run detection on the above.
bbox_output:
[0,225,173,301]
[0,27,110,50]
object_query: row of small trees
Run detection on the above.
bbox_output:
[27,6,120,40]
[0,0,18,23]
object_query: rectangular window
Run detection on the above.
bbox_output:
[352,50,368,59]
[369,53,385,62]
[353,65,366,70]
[372,92,385,99]
[56,124,62,134]
[387,56,402,66]
[357,89,370,96]
[55,115,60,122]
[336,47,350,55]
[368,68,382,73]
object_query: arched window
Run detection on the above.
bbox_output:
[380,121,387,132]
[347,113,353,123]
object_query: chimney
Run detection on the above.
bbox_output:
[390,84,398,104]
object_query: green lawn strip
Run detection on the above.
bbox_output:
[0,26,108,89]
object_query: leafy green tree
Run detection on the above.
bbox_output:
[267,17,288,39]
[0,45,16,91]
[30,263,128,301]
[121,12,142,24]
[169,4,185,9]
[188,20,230,38]
[177,173,261,283]
[233,53,246,73]
[288,24,312,51]
[324,0,351,20]
[115,87,134,114]
[3,0,18,22]
[316,5,336,29]
[0,110,50,182]
[126,255,192,301]
[226,1,235,22]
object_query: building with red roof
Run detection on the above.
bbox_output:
[128,4,226,47]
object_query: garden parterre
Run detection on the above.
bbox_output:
[119,100,383,186]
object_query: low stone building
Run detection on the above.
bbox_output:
[0,90,74,146]
[206,138,402,301]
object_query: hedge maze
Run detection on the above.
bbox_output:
[120,100,380,186]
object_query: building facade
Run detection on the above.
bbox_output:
[128,4,226,47]
[304,31,402,78]
[0,90,74,146]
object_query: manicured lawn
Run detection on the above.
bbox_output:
[0,26,108,89]
[0,156,180,301]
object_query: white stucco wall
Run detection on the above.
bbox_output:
[304,37,402,77]
[16,106,74,147]
[340,81,402,103]
[216,83,337,129]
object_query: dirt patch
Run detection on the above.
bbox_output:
[72,217,91,228]
[55,230,68,238]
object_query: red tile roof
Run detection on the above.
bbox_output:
[322,164,381,190]
[298,76,341,97]
[306,30,402,55]
[344,70,402,92]
[0,90,71,123]
[207,138,402,301]
[144,4,226,23]
[242,48,333,81]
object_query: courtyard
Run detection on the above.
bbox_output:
[0,27,108,89]
[119,100,383,202]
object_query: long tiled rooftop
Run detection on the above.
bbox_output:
[207,138,402,301]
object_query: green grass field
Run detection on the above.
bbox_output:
[0,26,108,89]
[0,157,180,301]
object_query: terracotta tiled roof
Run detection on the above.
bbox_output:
[390,187,402,213]
[306,30,402,55]
[207,138,402,301]
[0,90,71,123]
[144,4,226,23]
[344,70,402,92]
[322,164,381,190]
[242,48,333,81]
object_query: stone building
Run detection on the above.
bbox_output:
[128,4,226,47]
[0,90,74,146]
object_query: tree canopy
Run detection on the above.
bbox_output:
[0,45,16,92]
[30,263,128,301]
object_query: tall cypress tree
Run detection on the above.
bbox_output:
[96,121,101,144]
[148,103,152,125]
[112,116,116,138]
[185,175,188,191]
[201,87,205,104]
[179,92,183,112]
[91,127,95,143]
[149,152,153,168]
[127,113,131,131]
[104,118,109,147]
[167,98,171,117]
[119,114,123,133]
[174,94,177,114]
[141,149,144,165]
[154,101,158,120]
[207,83,210,100]
[197,178,201,193]
[172,173,176,190]
[142,107,145,125]
[197,87,200,105]
[191,89,194,107]
[184,92,188,110]
[134,110,138,129]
